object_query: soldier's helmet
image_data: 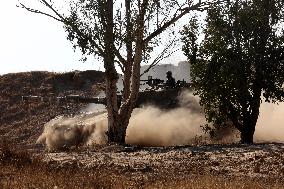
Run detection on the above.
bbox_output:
[166,71,172,77]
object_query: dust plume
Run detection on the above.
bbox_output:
[37,91,284,151]
[126,91,207,146]
[126,106,206,146]
[203,101,284,143]
[36,112,108,151]
[37,91,210,151]
[255,102,284,142]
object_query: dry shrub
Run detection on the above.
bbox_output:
[0,139,32,167]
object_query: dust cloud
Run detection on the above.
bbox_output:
[36,90,284,151]
[37,91,209,151]
[126,107,206,146]
[255,102,284,142]
[36,112,108,151]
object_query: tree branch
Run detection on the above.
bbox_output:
[17,2,64,23]
[115,60,125,73]
[140,38,178,76]
[143,2,204,44]
[114,47,127,67]
[39,0,65,21]
[143,0,224,45]
[19,0,106,57]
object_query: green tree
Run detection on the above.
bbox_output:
[182,0,284,143]
[19,0,215,143]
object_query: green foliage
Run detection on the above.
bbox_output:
[182,0,284,140]
[181,15,200,64]
[64,0,182,65]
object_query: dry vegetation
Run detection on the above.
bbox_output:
[1,71,284,188]
[1,143,284,189]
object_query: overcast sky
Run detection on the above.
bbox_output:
[0,0,188,75]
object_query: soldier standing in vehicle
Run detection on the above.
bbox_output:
[165,71,176,88]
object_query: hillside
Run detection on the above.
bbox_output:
[0,70,105,149]
[140,61,191,82]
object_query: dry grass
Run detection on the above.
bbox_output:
[1,164,282,189]
[1,143,284,189]
[148,177,273,189]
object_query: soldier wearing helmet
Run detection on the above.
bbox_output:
[165,71,176,88]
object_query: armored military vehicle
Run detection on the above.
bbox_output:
[22,75,190,109]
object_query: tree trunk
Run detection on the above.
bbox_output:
[115,31,144,144]
[104,0,150,144]
[102,0,126,144]
[240,125,255,144]
[105,76,119,141]
[240,98,260,144]
[108,2,146,144]
[122,66,132,101]
[123,0,133,101]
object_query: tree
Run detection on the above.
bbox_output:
[19,0,216,144]
[182,0,284,143]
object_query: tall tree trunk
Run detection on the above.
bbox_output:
[240,122,255,144]
[114,44,144,143]
[102,0,125,143]
[122,0,133,101]
[111,1,147,144]
[240,92,261,144]
[105,75,119,142]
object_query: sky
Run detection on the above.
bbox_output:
[0,0,188,75]
[0,0,104,74]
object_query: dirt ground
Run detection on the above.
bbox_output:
[1,71,284,188]
[1,143,284,188]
